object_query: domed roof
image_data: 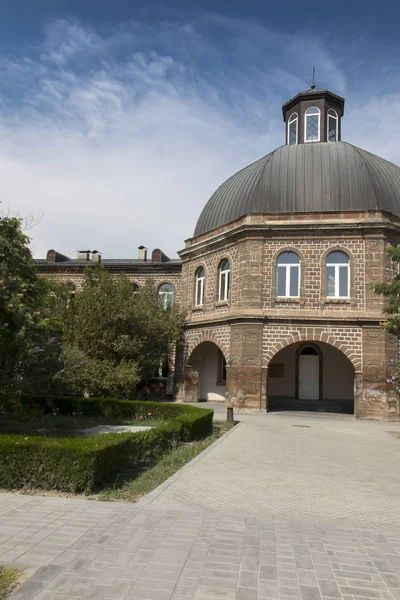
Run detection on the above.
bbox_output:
[194,142,400,237]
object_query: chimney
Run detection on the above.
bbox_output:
[77,250,91,260]
[138,245,148,261]
[91,250,101,264]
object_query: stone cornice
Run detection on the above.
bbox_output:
[180,211,400,260]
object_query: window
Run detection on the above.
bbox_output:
[217,350,227,385]
[305,106,320,142]
[195,267,205,306]
[276,252,300,297]
[287,113,298,145]
[327,109,338,142]
[65,281,76,295]
[158,283,174,308]
[218,259,230,301]
[325,251,349,298]
[132,282,140,295]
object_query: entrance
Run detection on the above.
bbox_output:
[267,341,354,413]
[299,346,319,400]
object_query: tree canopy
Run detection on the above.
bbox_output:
[60,265,183,397]
[373,244,400,333]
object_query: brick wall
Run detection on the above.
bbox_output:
[262,324,363,371]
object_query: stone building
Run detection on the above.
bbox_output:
[37,86,400,419]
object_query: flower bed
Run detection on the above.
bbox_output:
[0,397,213,493]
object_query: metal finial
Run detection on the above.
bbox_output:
[311,66,316,90]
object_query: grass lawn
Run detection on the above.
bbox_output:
[0,565,22,600]
[98,421,235,502]
[0,412,163,438]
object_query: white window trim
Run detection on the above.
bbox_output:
[327,109,338,142]
[158,285,174,308]
[219,266,230,302]
[326,262,350,298]
[304,106,320,143]
[276,263,300,298]
[287,112,298,145]
[195,272,205,306]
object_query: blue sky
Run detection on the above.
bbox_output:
[0,1,399,258]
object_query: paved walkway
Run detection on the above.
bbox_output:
[2,410,400,600]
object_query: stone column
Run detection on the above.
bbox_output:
[361,327,399,418]
[227,322,265,410]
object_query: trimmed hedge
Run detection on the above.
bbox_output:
[0,397,213,493]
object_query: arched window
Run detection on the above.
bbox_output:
[288,113,298,145]
[195,267,205,306]
[132,282,140,296]
[305,106,320,142]
[158,283,174,308]
[327,109,338,142]
[276,252,300,297]
[325,251,349,298]
[65,281,76,295]
[218,259,230,302]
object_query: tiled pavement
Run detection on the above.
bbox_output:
[1,410,400,600]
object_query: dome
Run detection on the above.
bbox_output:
[194,142,400,237]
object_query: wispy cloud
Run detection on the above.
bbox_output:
[0,15,399,257]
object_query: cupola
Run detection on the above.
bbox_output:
[282,87,345,145]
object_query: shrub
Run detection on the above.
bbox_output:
[0,397,213,493]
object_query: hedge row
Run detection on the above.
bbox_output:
[0,397,213,493]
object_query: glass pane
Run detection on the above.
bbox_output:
[220,259,229,271]
[328,116,337,142]
[289,120,297,145]
[289,266,299,297]
[306,106,319,116]
[197,267,205,278]
[326,266,335,297]
[196,280,202,305]
[220,273,227,300]
[327,251,348,265]
[226,271,230,297]
[339,266,349,297]
[306,115,319,141]
[277,251,299,265]
[277,266,286,296]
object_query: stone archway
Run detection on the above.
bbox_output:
[267,341,355,413]
[179,341,227,403]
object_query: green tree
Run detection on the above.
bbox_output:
[0,217,66,406]
[60,265,183,397]
[373,244,400,333]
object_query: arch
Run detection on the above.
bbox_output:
[327,108,338,142]
[267,340,355,414]
[320,245,355,301]
[65,281,77,293]
[287,112,298,145]
[217,257,231,302]
[186,333,229,365]
[264,330,361,372]
[157,281,175,308]
[185,340,228,403]
[305,106,320,142]
[193,263,207,307]
[271,246,305,301]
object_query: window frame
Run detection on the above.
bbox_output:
[195,266,205,307]
[276,252,300,298]
[218,259,231,302]
[325,251,350,298]
[287,112,298,145]
[327,108,338,142]
[157,282,174,308]
[217,349,227,386]
[304,106,321,143]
